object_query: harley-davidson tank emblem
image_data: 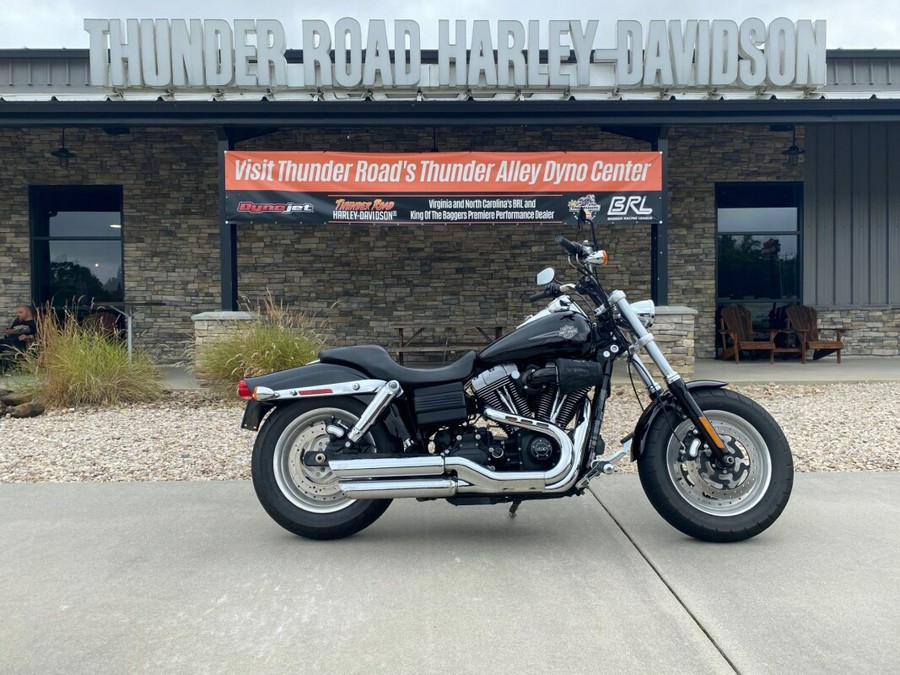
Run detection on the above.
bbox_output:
[558,325,579,340]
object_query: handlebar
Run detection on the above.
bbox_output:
[528,283,561,303]
[555,235,587,258]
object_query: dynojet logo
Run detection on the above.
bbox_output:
[83,18,826,92]
[237,201,314,214]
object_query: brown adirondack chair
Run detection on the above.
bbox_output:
[718,305,777,364]
[785,305,845,364]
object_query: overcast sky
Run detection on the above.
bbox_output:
[1,0,896,49]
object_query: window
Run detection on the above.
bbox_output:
[30,186,124,306]
[716,183,802,331]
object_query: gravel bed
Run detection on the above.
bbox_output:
[1,383,898,483]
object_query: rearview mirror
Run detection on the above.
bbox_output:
[536,268,555,286]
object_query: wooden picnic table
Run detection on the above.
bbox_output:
[393,323,505,364]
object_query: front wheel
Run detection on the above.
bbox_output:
[637,388,793,542]
[251,397,394,540]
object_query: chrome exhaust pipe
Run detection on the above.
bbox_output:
[331,404,590,497]
[338,478,459,500]
[330,455,444,479]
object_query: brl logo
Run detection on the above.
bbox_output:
[608,195,653,216]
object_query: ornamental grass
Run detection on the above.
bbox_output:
[192,293,328,392]
[21,309,163,407]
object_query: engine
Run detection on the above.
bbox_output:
[431,363,592,472]
[470,363,589,430]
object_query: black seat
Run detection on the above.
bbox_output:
[318,345,477,387]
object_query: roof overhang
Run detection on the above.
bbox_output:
[1,97,899,128]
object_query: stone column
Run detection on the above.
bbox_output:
[646,306,698,380]
[190,311,256,366]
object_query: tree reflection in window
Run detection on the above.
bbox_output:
[30,186,124,307]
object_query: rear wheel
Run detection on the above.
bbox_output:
[637,388,793,542]
[251,397,394,540]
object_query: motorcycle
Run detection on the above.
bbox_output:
[238,234,793,542]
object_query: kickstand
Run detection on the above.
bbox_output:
[509,500,521,518]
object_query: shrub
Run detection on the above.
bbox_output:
[21,310,163,407]
[193,294,328,389]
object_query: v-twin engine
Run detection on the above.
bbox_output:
[470,364,587,430]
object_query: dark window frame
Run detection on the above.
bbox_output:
[29,185,125,307]
[714,181,804,307]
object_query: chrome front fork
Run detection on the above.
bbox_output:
[608,289,681,394]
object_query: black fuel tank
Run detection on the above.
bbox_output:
[479,310,592,365]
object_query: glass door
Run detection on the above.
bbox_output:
[715,182,802,349]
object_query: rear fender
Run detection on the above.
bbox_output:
[629,380,728,461]
[240,362,372,431]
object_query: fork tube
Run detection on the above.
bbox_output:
[610,290,679,384]
[628,353,663,395]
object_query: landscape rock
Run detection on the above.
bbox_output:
[9,401,45,418]
[0,384,898,483]
[1,392,33,407]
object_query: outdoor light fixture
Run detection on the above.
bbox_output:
[50,128,76,168]
[783,126,806,166]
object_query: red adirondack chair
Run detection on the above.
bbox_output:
[719,305,777,364]
[785,305,845,364]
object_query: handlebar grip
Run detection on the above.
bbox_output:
[555,234,585,257]
[528,290,548,302]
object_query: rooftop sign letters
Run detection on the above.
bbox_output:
[84,18,827,92]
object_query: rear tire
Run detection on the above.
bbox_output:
[251,397,394,540]
[637,388,793,542]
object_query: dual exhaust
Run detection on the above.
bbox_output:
[330,405,590,500]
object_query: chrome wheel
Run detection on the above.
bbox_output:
[272,408,373,514]
[665,410,772,517]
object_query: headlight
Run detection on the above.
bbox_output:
[629,300,655,328]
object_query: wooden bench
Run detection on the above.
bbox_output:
[394,324,504,364]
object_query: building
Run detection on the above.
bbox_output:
[1,18,898,363]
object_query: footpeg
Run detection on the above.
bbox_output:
[576,438,631,490]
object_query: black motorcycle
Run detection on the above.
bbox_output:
[239,235,793,542]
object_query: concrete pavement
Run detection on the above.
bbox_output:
[1,474,898,674]
[691,355,900,384]
[610,355,900,386]
[593,473,900,675]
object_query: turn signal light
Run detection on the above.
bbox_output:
[237,380,252,400]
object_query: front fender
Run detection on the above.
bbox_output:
[240,362,369,431]
[629,380,728,461]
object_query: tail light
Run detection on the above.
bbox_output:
[237,380,252,400]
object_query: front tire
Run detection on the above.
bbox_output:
[251,397,394,540]
[637,388,793,542]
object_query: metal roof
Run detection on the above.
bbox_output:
[0,48,899,126]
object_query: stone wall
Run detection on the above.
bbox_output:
[666,124,805,359]
[0,127,221,361]
[814,306,899,356]
[236,126,649,347]
[0,122,831,364]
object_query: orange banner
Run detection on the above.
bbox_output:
[225,151,662,194]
